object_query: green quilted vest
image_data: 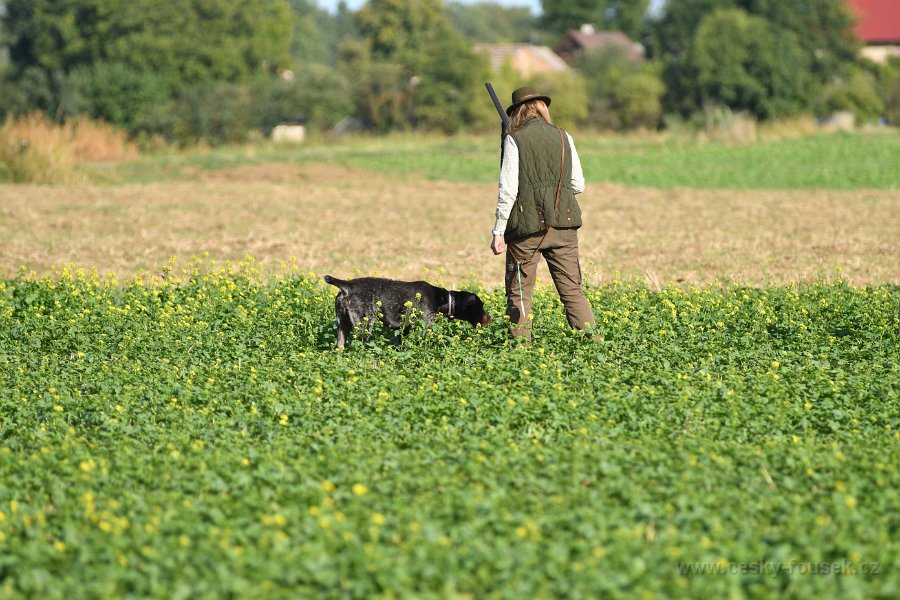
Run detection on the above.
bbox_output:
[504,116,581,242]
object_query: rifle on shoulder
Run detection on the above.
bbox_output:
[484,82,509,164]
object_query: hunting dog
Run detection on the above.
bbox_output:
[323,275,491,347]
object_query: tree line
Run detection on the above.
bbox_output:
[0,0,897,145]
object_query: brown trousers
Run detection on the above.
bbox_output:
[505,227,596,339]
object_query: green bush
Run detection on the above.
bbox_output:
[68,62,172,134]
[575,46,665,130]
[817,68,885,123]
[337,41,413,134]
[0,66,80,120]
[523,71,589,132]
[886,84,900,126]
[253,66,355,133]
[168,82,255,146]
[612,70,666,129]
[870,56,900,125]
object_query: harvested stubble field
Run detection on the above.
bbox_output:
[1,133,899,598]
[2,163,899,287]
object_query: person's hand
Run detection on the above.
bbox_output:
[490,234,505,255]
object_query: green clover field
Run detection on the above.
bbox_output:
[1,258,897,598]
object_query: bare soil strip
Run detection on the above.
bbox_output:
[2,164,897,287]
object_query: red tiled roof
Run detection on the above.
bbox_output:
[847,0,900,43]
[554,28,644,62]
[473,44,570,74]
[567,30,635,50]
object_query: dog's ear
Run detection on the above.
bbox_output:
[459,292,490,326]
[461,292,481,307]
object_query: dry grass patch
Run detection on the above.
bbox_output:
[1,164,897,287]
[0,113,137,183]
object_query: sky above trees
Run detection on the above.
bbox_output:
[316,0,667,19]
[318,0,542,13]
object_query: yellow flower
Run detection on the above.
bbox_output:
[352,483,368,497]
[53,540,66,553]
[320,480,336,493]
[371,512,386,526]
[845,496,857,510]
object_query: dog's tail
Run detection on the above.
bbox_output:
[323,275,350,291]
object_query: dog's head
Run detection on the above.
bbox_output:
[451,291,491,327]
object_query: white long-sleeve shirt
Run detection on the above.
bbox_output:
[492,132,585,236]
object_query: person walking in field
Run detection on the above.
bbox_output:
[490,86,597,341]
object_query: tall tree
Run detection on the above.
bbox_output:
[288,0,358,65]
[650,0,860,118]
[691,8,811,118]
[2,0,294,86]
[744,0,859,82]
[540,0,650,39]
[652,0,858,79]
[348,0,488,132]
[447,2,537,43]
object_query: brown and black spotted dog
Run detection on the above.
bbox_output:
[323,275,491,348]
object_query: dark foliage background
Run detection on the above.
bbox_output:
[0,0,896,144]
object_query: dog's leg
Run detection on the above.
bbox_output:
[335,296,354,348]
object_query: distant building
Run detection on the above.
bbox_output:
[474,44,571,77]
[846,0,900,63]
[553,24,644,65]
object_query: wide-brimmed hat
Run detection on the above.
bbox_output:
[505,86,552,116]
